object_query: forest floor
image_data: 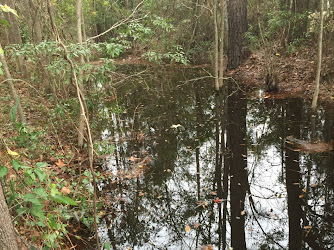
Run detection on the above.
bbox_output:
[227,46,334,105]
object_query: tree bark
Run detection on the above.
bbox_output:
[3,0,28,77]
[0,182,19,250]
[311,0,324,110]
[218,0,225,89]
[77,0,86,148]
[213,0,219,91]
[0,43,26,123]
[227,0,249,69]
[28,0,43,43]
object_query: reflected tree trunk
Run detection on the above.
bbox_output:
[227,81,247,250]
[285,99,303,250]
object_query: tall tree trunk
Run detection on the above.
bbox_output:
[28,0,43,43]
[311,0,324,110]
[218,0,225,89]
[3,0,28,77]
[227,0,249,69]
[0,182,19,250]
[77,0,86,148]
[213,0,219,91]
[0,43,25,123]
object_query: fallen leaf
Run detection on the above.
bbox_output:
[194,222,200,228]
[241,210,246,216]
[299,194,304,198]
[61,186,71,194]
[304,225,312,229]
[7,148,19,156]
[138,192,145,197]
[185,225,191,232]
[56,159,65,167]
[214,198,220,203]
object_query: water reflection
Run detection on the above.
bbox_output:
[94,67,334,249]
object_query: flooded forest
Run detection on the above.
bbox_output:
[0,0,333,250]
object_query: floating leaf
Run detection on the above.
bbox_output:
[185,225,191,232]
[138,192,145,197]
[170,124,182,129]
[241,210,246,216]
[194,222,200,228]
[304,225,312,229]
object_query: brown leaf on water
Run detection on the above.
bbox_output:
[304,225,312,230]
[185,225,191,232]
[194,222,200,228]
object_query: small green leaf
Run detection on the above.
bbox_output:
[33,187,48,199]
[0,166,8,178]
[36,162,47,168]
[31,206,45,220]
[52,194,78,206]
[16,207,29,216]
[23,193,42,205]
[34,169,46,182]
[11,159,21,171]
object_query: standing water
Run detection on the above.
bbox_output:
[92,66,334,250]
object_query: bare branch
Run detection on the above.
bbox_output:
[86,0,146,42]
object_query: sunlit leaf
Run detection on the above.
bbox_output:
[185,225,191,232]
[0,4,18,17]
[7,148,19,156]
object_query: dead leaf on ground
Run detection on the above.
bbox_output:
[61,186,71,194]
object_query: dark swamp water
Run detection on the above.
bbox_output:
[91,66,334,250]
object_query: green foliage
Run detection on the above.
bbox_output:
[1,155,101,248]
[143,45,189,65]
